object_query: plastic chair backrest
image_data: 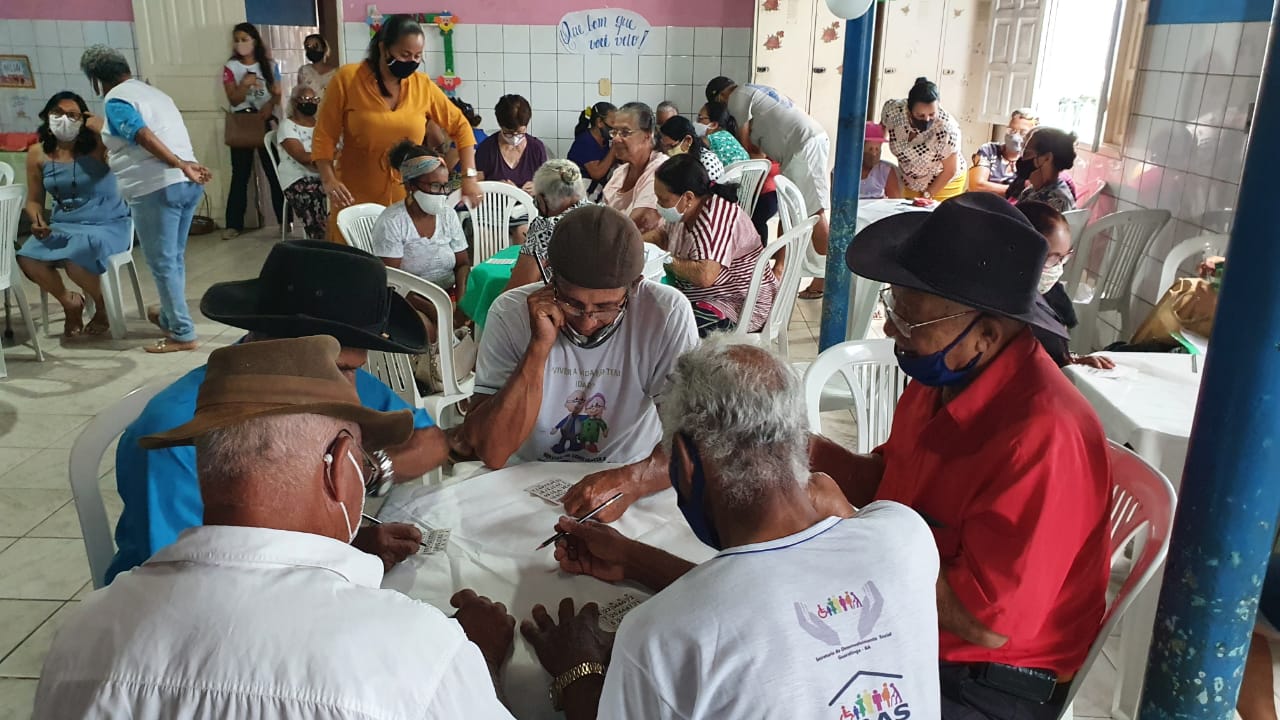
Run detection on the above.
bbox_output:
[1064,208,1171,304]
[848,274,887,341]
[1062,208,1090,246]
[387,267,465,397]
[0,161,14,185]
[1058,442,1176,716]
[470,181,538,264]
[720,159,772,218]
[732,216,817,353]
[801,339,906,453]
[336,203,386,254]
[1159,233,1226,294]
[0,184,28,291]
[774,174,808,233]
[1077,178,1107,209]
[263,128,281,170]
[70,376,174,588]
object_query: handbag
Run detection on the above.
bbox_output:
[224,109,265,149]
[188,194,216,237]
[412,326,478,394]
[1130,277,1218,346]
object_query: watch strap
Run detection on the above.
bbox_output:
[549,661,606,710]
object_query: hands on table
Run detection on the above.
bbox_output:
[451,589,516,672]
[562,465,639,522]
[352,522,421,572]
[1070,354,1117,370]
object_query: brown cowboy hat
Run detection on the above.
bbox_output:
[140,335,414,451]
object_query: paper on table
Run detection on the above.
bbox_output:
[1081,363,1138,379]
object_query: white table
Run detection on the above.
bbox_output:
[377,462,715,720]
[1066,352,1203,720]
[801,198,935,279]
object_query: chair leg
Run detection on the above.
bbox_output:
[40,290,52,337]
[10,282,44,362]
[101,266,128,341]
[280,198,288,240]
[126,261,145,320]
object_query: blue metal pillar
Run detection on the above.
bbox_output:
[1139,7,1280,718]
[818,10,876,350]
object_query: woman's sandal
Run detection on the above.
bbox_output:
[84,313,111,336]
[144,337,198,354]
[146,305,164,330]
[797,288,825,300]
[62,293,86,338]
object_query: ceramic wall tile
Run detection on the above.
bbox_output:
[1191,125,1221,175]
[638,55,665,85]
[33,20,60,48]
[1223,75,1259,131]
[56,21,84,50]
[693,56,721,89]
[1212,128,1247,182]
[668,27,695,56]
[1198,75,1232,127]
[1125,115,1153,161]
[641,27,667,57]
[694,27,722,57]
[665,55,693,85]
[1146,118,1174,165]
[1207,22,1241,75]
[1162,25,1191,73]
[502,53,530,83]
[529,26,557,54]
[1183,23,1215,74]
[1236,22,1268,77]
[557,54,584,84]
[1165,121,1196,173]
[611,55,639,85]
[1173,73,1205,124]
[503,25,531,55]
[723,28,752,58]
[527,54,555,84]
[105,20,134,49]
[1144,25,1168,72]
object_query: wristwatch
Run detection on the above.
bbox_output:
[550,662,606,710]
[463,167,478,178]
[365,449,395,497]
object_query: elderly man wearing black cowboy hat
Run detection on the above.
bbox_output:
[37,337,518,718]
[811,192,1112,719]
[107,241,450,584]
[449,205,699,523]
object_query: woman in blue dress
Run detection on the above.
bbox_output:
[19,92,132,337]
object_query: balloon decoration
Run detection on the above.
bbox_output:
[367,9,464,96]
[824,0,875,20]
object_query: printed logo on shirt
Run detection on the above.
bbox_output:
[545,385,613,462]
[829,671,911,720]
[795,581,885,652]
[744,83,795,109]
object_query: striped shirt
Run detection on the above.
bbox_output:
[668,195,775,331]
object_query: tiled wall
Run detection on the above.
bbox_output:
[342,22,753,158]
[0,19,138,131]
[1070,19,1266,348]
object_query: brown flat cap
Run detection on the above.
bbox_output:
[547,204,644,289]
[140,335,414,451]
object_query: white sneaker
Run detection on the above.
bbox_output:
[222,228,241,240]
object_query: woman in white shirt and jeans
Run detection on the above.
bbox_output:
[371,142,470,335]
[221,22,284,240]
[276,86,327,238]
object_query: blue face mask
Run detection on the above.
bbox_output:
[895,316,984,387]
[669,433,723,550]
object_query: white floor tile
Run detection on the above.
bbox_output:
[0,450,71,491]
[0,492,70,538]
[0,678,37,720]
[0,540,89,601]
[0,602,79,679]
[0,601,60,664]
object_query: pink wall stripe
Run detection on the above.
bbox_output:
[344,0,754,28]
[0,0,133,21]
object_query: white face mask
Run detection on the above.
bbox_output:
[414,190,448,215]
[502,132,526,146]
[1039,261,1065,294]
[693,122,710,137]
[234,40,254,57]
[657,196,687,223]
[1005,131,1025,156]
[49,115,82,142]
[325,449,366,544]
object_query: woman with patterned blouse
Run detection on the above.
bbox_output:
[505,159,592,291]
[1012,127,1078,213]
[881,77,966,201]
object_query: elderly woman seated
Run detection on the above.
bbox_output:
[505,159,592,291]
[648,153,776,337]
[1010,127,1077,212]
[658,115,725,182]
[602,102,668,234]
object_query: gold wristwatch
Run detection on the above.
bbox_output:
[550,662,606,710]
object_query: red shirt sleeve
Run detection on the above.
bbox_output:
[222,66,235,84]
[944,416,1109,641]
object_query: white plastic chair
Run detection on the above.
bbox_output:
[263,129,291,240]
[1064,209,1171,352]
[0,184,44,377]
[1062,208,1091,247]
[732,216,817,358]
[0,162,13,185]
[801,339,906,453]
[40,221,145,340]
[69,376,173,588]
[848,273,887,342]
[1077,178,1107,210]
[1159,233,1226,294]
[719,159,772,218]
[469,181,538,264]
[336,203,385,254]
[1057,441,1176,720]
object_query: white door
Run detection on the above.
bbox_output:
[980,0,1048,124]
[876,0,948,118]
[752,0,817,109]
[132,0,247,225]
[807,2,846,171]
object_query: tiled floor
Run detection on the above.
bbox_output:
[0,228,1136,719]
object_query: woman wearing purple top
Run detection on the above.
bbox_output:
[473,94,548,192]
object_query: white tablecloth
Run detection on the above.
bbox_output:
[1066,352,1202,720]
[376,462,715,720]
[802,198,934,278]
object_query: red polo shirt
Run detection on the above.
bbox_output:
[874,329,1110,675]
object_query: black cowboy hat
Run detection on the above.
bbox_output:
[201,240,428,353]
[846,192,1068,338]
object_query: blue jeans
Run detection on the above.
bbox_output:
[130,181,203,343]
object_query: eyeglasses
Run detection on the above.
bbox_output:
[608,127,639,139]
[414,180,452,194]
[879,287,975,339]
[553,285,629,322]
[49,109,83,121]
[324,429,390,496]
[296,96,319,104]
[1045,249,1074,268]
[696,115,710,124]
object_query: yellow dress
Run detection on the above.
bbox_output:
[312,62,475,242]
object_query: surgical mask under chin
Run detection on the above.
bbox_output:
[1004,131,1025,156]
[49,116,82,142]
[656,197,686,223]
[414,190,448,215]
[670,434,723,550]
[693,122,710,137]
[1039,261,1065,294]
[502,133,526,146]
[895,316,983,387]
[329,450,366,544]
[386,56,418,79]
[561,305,628,349]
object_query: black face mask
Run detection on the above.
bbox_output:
[1015,156,1038,179]
[910,116,932,132]
[297,101,318,116]
[386,56,418,79]
[305,49,326,63]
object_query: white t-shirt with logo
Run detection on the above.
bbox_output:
[475,281,697,465]
[598,502,942,720]
[223,59,278,111]
[275,118,318,192]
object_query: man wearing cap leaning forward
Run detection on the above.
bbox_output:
[810,193,1111,719]
[107,241,450,583]
[36,337,517,718]
[449,205,698,522]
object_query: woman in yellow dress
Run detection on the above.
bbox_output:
[313,14,481,243]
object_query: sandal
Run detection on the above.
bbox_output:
[144,337,199,354]
[146,305,164,330]
[798,288,825,300]
[62,293,85,338]
[85,312,111,336]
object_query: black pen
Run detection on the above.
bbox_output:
[536,492,625,550]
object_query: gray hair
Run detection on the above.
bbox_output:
[657,100,679,115]
[618,102,660,151]
[195,413,357,497]
[290,84,319,116]
[80,44,131,85]
[532,159,585,205]
[659,336,809,507]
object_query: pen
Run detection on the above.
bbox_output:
[536,492,625,550]
[362,513,430,549]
